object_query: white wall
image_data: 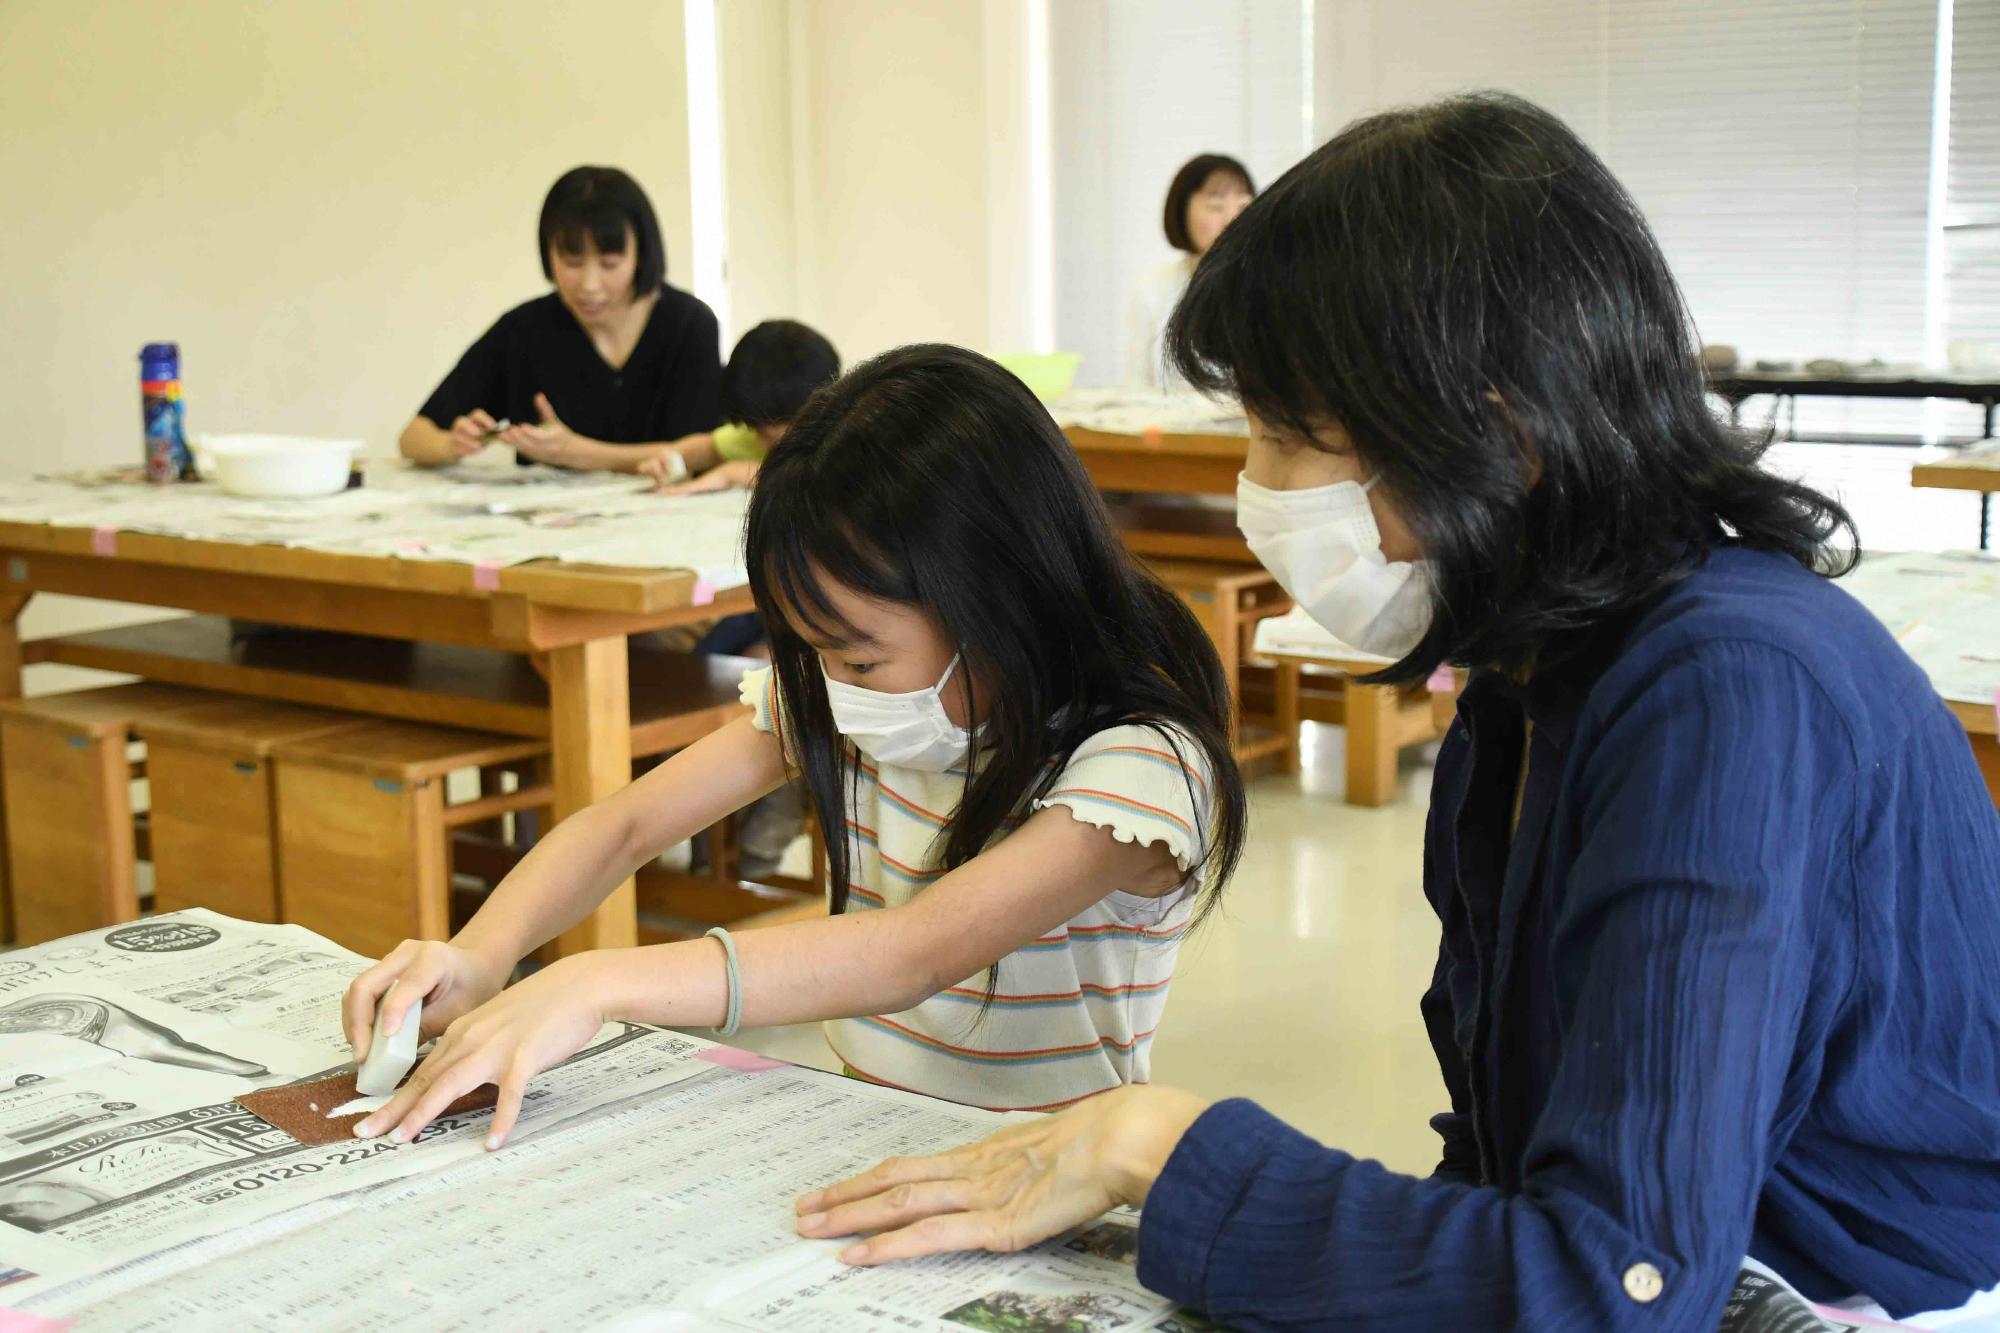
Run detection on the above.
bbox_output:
[0,0,695,637]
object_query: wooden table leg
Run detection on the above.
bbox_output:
[1968,733,2000,810]
[547,635,636,956]
[1343,681,1399,807]
[1273,660,1302,775]
[0,592,29,943]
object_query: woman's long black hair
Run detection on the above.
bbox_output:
[1167,92,1858,684]
[745,344,1246,919]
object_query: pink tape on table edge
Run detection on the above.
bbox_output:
[471,559,501,591]
[1425,665,1456,693]
[1141,424,1165,445]
[0,1309,72,1332]
[695,1045,786,1073]
[90,525,116,556]
[691,579,717,607]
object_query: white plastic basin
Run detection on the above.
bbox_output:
[194,435,363,498]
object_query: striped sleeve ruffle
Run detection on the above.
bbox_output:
[1034,723,1213,872]
[737,666,794,765]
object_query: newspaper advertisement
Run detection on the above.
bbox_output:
[23,1064,1197,1333]
[0,911,712,1304]
[1719,1259,1920,1332]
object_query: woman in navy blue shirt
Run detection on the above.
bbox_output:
[792,94,2000,1329]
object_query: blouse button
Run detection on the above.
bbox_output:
[1622,1262,1664,1303]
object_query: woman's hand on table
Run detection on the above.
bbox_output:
[501,392,615,470]
[794,1084,1212,1265]
[342,938,510,1058]
[655,459,758,496]
[351,954,611,1150]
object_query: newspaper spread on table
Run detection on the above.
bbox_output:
[1839,549,2000,707]
[1255,550,2000,712]
[0,459,750,586]
[1,912,1204,1331]
[1050,387,1247,438]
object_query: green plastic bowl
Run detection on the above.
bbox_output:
[993,352,1082,403]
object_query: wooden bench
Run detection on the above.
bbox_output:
[271,720,549,958]
[0,682,227,944]
[133,699,368,924]
[22,617,800,947]
[25,615,752,752]
[1142,558,1297,770]
[1260,652,1459,806]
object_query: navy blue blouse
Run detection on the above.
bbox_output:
[1137,547,2000,1329]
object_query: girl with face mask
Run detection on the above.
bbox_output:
[342,346,1247,1136]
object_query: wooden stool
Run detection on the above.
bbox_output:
[271,721,547,959]
[1142,557,1296,769]
[0,682,224,945]
[134,699,367,925]
[1266,653,1461,806]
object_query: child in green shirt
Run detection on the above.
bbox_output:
[641,319,840,494]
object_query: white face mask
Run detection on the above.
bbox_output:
[823,654,974,772]
[1237,473,1433,658]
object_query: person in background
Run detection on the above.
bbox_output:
[400,166,720,470]
[639,320,840,496]
[797,95,2000,1331]
[1124,153,1255,390]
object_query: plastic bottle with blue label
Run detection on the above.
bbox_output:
[139,342,194,483]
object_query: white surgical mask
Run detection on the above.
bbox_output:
[823,654,973,771]
[1237,472,1433,658]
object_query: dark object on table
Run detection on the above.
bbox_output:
[237,1067,496,1147]
[1753,359,1795,373]
[1699,345,1739,373]
[1803,358,1850,378]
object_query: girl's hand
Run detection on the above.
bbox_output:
[658,459,759,496]
[342,939,510,1059]
[637,446,688,489]
[793,1084,1211,1265]
[353,956,611,1150]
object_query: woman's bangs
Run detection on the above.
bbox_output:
[549,211,630,260]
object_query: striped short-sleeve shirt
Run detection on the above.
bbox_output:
[742,667,1212,1112]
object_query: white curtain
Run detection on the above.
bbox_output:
[1315,0,1952,440]
[1049,0,1312,388]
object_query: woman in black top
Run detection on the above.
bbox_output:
[400,166,721,471]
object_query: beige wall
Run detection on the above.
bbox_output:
[0,0,694,637]
[717,0,801,339]
[722,0,1019,364]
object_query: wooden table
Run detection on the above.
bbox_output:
[1259,648,1457,806]
[1710,369,2000,442]
[1064,425,1254,563]
[1912,444,2000,550]
[1947,698,2000,805]
[0,519,750,956]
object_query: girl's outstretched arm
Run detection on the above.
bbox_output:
[341,714,787,1059]
[361,806,1182,1147]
